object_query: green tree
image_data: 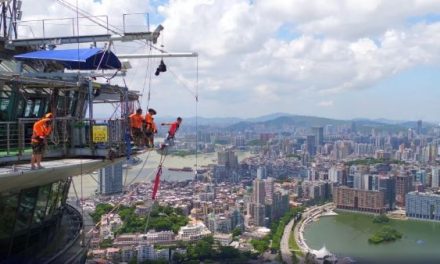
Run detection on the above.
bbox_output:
[368,226,402,244]
[140,259,168,264]
[90,203,113,223]
[251,237,270,253]
[232,227,242,237]
[218,246,241,259]
[99,238,114,248]
[172,252,186,264]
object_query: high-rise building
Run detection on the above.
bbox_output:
[233,136,245,147]
[252,178,267,226]
[306,135,316,156]
[230,209,244,230]
[217,150,238,169]
[99,161,123,195]
[417,120,423,134]
[264,177,274,202]
[332,140,351,160]
[213,165,227,182]
[379,176,396,210]
[353,173,362,190]
[333,186,386,214]
[257,166,267,179]
[252,203,266,226]
[415,170,427,185]
[432,167,440,188]
[312,127,324,146]
[396,175,413,207]
[253,178,266,204]
[361,174,379,191]
[268,191,289,223]
[328,165,347,186]
[406,192,440,221]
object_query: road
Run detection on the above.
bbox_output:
[280,217,295,264]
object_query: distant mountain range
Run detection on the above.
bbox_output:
[152,113,437,132]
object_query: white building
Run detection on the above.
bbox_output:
[141,230,175,244]
[114,231,175,247]
[100,213,123,240]
[136,245,170,262]
[177,222,212,241]
[213,233,232,246]
[137,245,156,262]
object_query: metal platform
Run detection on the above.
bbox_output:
[0,157,124,193]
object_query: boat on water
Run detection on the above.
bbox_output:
[168,167,193,172]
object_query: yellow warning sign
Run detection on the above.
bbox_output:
[92,125,108,143]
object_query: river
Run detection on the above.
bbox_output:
[303,211,440,263]
[69,151,252,198]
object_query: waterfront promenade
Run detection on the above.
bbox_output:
[294,203,335,254]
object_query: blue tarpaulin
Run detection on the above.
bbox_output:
[14,48,121,70]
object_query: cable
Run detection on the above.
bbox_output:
[167,68,198,99]
[141,47,153,108]
[195,56,199,171]
[74,0,87,248]
[56,0,122,35]
[124,149,153,187]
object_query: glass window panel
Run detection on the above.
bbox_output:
[44,101,49,114]
[0,98,9,111]
[56,180,69,209]
[32,184,51,226]
[60,180,71,206]
[45,182,60,219]
[24,100,33,117]
[32,99,41,116]
[14,188,38,232]
[0,194,19,239]
[16,99,25,117]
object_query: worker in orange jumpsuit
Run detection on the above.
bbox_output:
[31,113,53,170]
[129,108,144,147]
[144,108,157,148]
[160,117,182,149]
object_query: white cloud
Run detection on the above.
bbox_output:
[17,0,440,119]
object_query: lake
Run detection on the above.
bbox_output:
[303,211,440,263]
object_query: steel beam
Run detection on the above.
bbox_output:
[117,52,198,59]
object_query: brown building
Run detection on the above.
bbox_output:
[395,175,413,207]
[334,186,386,214]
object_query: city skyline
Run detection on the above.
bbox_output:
[22,0,440,121]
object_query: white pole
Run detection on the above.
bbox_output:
[117,52,198,59]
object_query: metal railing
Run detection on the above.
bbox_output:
[0,118,128,159]
[0,122,20,156]
[15,15,110,40]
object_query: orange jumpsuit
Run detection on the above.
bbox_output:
[31,118,52,154]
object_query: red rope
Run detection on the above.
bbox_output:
[151,165,163,200]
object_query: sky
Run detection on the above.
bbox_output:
[20,0,440,122]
